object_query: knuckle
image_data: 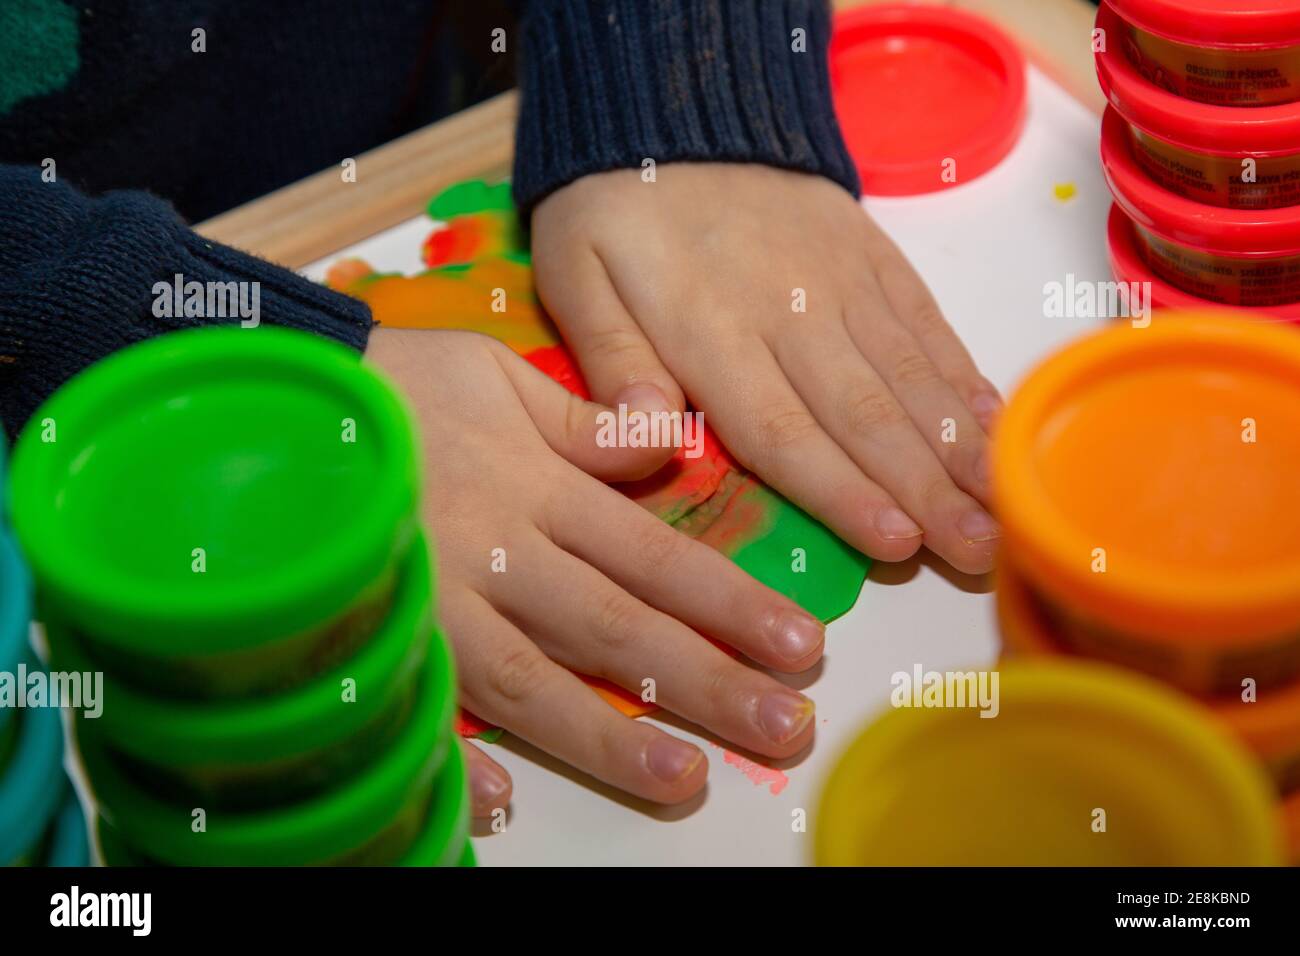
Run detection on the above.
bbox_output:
[591,590,643,651]
[487,646,550,705]
[754,404,819,457]
[919,470,956,509]
[632,521,691,575]
[585,326,648,368]
[910,303,950,337]
[889,350,941,390]
[842,390,905,435]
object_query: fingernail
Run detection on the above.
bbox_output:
[646,737,704,783]
[958,510,1000,545]
[615,383,674,416]
[471,760,510,806]
[758,691,815,745]
[971,392,1002,428]
[771,609,824,663]
[875,507,924,540]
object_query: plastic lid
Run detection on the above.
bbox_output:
[1101,105,1300,256]
[993,314,1300,643]
[54,536,444,769]
[1096,3,1300,155]
[7,326,420,656]
[996,556,1300,765]
[1106,203,1300,323]
[830,3,1026,196]
[83,632,455,866]
[815,660,1283,866]
[1109,0,1300,48]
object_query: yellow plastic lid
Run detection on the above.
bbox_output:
[993,314,1300,643]
[815,659,1283,865]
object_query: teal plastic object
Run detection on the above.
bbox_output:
[0,657,65,863]
[43,789,90,867]
[0,531,29,734]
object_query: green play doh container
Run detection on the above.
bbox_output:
[96,735,471,868]
[51,535,446,811]
[6,326,420,699]
[398,743,471,867]
[79,629,456,866]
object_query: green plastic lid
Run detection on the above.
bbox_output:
[7,326,420,656]
[81,628,457,866]
[52,535,444,769]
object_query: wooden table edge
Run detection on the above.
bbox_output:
[197,0,1101,268]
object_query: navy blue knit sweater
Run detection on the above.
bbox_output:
[0,0,857,441]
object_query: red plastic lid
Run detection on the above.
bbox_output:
[1101,105,1300,257]
[1096,2,1300,156]
[1106,203,1300,324]
[1109,0,1300,48]
[831,3,1026,196]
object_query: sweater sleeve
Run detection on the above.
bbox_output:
[511,0,858,213]
[0,164,374,441]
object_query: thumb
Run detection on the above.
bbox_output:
[494,342,679,481]
[535,245,686,415]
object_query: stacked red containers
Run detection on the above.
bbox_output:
[1097,0,1300,322]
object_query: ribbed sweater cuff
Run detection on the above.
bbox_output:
[512,0,859,214]
[1,169,373,439]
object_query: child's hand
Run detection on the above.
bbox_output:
[366,327,824,811]
[532,164,1002,575]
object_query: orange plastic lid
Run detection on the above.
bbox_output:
[994,314,1300,642]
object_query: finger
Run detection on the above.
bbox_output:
[676,338,924,563]
[490,339,675,481]
[772,328,998,575]
[461,739,512,819]
[443,586,708,804]
[534,243,687,414]
[857,219,1004,430]
[842,306,992,504]
[493,534,817,759]
[544,474,825,673]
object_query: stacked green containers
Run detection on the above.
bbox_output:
[1,435,90,867]
[6,327,472,866]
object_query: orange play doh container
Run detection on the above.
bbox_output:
[997,559,1300,794]
[1102,107,1300,308]
[1106,0,1300,107]
[992,314,1300,698]
[1099,2,1300,209]
[1285,790,1300,864]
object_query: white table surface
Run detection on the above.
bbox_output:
[300,65,1113,866]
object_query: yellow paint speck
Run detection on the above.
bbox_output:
[1054,182,1077,202]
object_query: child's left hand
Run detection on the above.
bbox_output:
[532,163,1002,575]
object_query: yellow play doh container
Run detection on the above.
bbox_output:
[998,558,1300,794]
[815,660,1283,866]
[992,315,1300,697]
[1108,0,1300,107]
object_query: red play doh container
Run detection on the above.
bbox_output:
[1107,204,1300,323]
[1097,2,1300,208]
[1107,0,1300,107]
[1102,106,1300,309]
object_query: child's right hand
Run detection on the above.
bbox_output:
[366,327,825,813]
